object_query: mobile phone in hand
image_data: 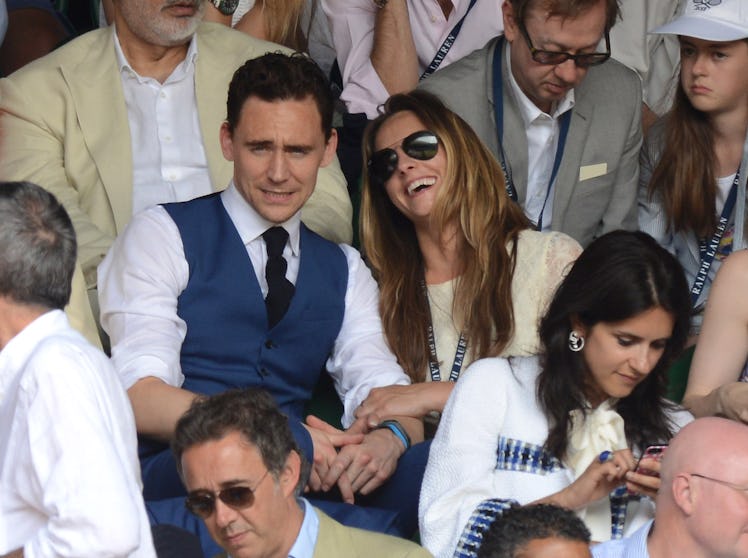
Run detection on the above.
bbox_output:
[634,445,668,477]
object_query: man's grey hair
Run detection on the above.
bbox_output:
[0,182,76,309]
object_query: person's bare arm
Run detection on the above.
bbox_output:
[354,382,455,424]
[683,250,748,421]
[371,0,418,94]
[1,549,23,558]
[127,377,200,441]
[203,2,232,25]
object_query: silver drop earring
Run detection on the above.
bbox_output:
[568,330,585,352]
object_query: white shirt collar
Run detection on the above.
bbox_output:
[220,182,302,257]
[505,41,575,125]
[288,498,320,558]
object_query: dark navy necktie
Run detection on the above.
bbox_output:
[262,227,295,328]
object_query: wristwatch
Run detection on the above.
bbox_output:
[373,0,388,7]
[211,0,240,16]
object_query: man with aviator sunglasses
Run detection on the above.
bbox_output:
[173,388,432,558]
[419,0,641,248]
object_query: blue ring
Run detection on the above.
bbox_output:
[598,450,613,464]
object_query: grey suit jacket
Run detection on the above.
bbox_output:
[419,37,642,247]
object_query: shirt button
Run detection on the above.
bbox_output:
[160,92,166,99]
[260,367,268,377]
[265,339,274,349]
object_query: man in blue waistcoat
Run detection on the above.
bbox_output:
[98,52,426,555]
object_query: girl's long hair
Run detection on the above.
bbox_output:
[647,82,717,237]
[538,231,691,458]
[361,91,530,382]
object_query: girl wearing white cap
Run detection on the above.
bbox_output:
[639,0,748,339]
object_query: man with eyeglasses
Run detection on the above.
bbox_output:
[172,388,432,558]
[419,0,640,248]
[592,417,748,558]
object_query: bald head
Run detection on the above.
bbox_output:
[649,418,748,558]
[661,417,748,485]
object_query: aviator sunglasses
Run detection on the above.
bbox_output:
[185,469,269,518]
[368,130,440,184]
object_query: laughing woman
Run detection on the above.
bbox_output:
[356,91,581,434]
[419,231,693,557]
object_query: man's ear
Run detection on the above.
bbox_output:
[502,0,519,43]
[219,122,235,162]
[279,450,302,498]
[320,129,338,168]
[672,473,696,516]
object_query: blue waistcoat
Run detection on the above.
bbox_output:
[163,193,348,420]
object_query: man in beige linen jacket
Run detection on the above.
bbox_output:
[0,2,352,345]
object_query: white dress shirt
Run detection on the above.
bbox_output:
[98,183,410,427]
[0,310,155,558]
[115,31,211,215]
[506,43,575,230]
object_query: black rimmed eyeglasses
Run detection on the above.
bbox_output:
[185,469,270,518]
[367,130,440,184]
[518,20,611,68]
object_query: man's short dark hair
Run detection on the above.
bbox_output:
[225,52,334,140]
[0,181,76,310]
[172,388,310,494]
[477,503,591,558]
[510,0,620,34]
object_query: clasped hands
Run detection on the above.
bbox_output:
[303,412,405,504]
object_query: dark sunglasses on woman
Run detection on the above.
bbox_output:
[368,130,440,184]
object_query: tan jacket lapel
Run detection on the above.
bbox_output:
[62,26,133,232]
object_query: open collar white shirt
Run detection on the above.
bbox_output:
[506,42,575,231]
[0,310,155,557]
[115,30,211,215]
[98,183,410,427]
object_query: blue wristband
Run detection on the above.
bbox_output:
[376,420,411,450]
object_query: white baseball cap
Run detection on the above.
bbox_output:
[651,0,748,41]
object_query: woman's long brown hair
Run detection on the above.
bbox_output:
[360,91,530,382]
[647,84,717,237]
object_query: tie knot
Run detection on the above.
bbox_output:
[263,227,288,258]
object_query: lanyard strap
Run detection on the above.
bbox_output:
[420,0,478,80]
[691,166,741,306]
[491,38,572,230]
[423,281,468,382]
